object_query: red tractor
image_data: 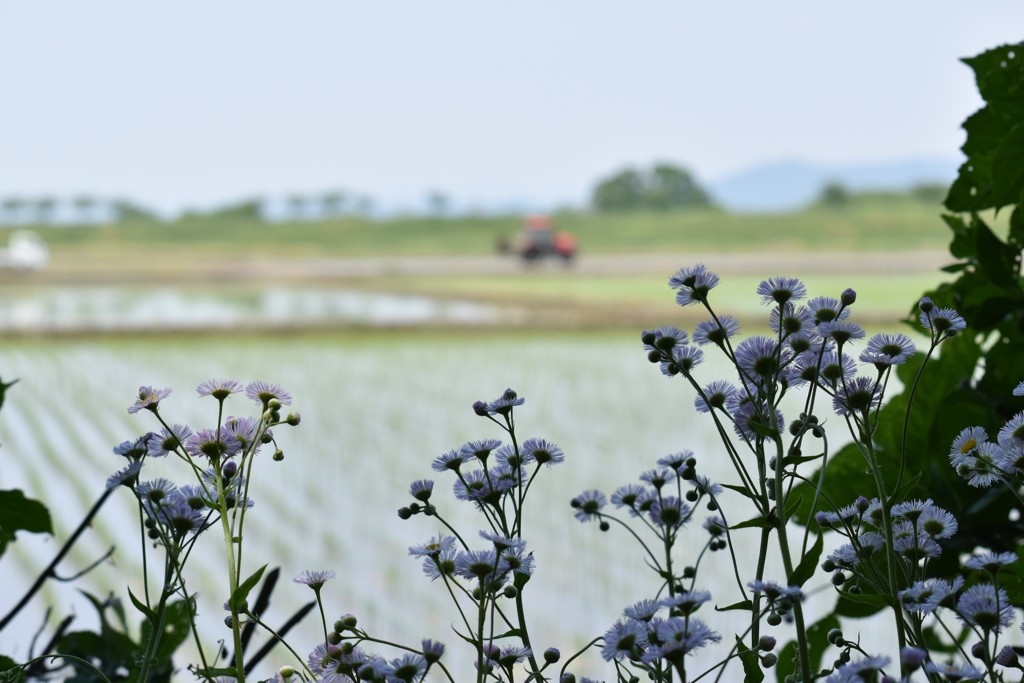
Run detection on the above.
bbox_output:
[512,215,577,263]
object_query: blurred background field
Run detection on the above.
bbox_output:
[3,2,1024,679]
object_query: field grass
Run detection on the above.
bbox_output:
[4,195,978,259]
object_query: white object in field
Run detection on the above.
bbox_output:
[0,230,49,271]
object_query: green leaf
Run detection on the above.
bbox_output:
[735,636,764,683]
[127,587,156,623]
[790,532,824,588]
[731,515,774,531]
[992,124,1024,208]
[0,379,16,412]
[229,564,268,613]
[833,592,888,618]
[720,483,757,501]
[0,659,24,683]
[0,490,52,557]
[714,600,752,613]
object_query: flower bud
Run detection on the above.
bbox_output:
[827,628,844,645]
[767,611,781,626]
[641,330,656,345]
[397,507,412,520]
[338,614,358,629]
[599,520,610,532]
[761,653,777,667]
[995,645,1021,668]
[328,631,342,645]
[560,675,576,683]
[855,496,870,513]
[278,666,295,679]
[758,636,776,651]
[472,400,489,416]
[919,297,934,313]
[268,398,282,411]
[544,647,561,664]
[901,646,926,671]
[286,413,301,426]
[273,449,284,461]
[222,461,238,478]
[503,586,518,599]
[841,288,856,305]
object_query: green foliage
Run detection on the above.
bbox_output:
[793,40,1024,607]
[591,163,714,212]
[0,490,53,558]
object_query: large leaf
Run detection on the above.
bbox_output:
[0,489,52,557]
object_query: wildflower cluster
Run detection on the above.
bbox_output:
[622,264,977,682]
[568,454,727,680]
[114,379,299,682]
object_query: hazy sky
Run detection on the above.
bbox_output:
[1,2,1022,214]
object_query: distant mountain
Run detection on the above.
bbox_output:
[708,158,960,213]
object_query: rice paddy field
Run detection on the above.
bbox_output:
[0,328,906,680]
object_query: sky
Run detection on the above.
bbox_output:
[1,2,1022,215]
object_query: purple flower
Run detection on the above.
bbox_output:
[105,461,144,490]
[601,619,648,661]
[293,569,336,591]
[818,320,865,346]
[920,306,967,336]
[409,479,434,502]
[185,429,242,460]
[694,380,737,413]
[832,377,881,417]
[245,380,292,407]
[692,315,740,346]
[1015,381,1024,397]
[807,296,850,325]
[196,379,243,400]
[460,438,503,462]
[998,411,1024,451]
[769,304,814,339]
[957,584,1013,632]
[643,325,689,353]
[128,386,171,414]
[389,653,427,681]
[408,534,456,559]
[922,661,983,681]
[654,617,721,658]
[899,577,962,614]
[964,551,1017,574]
[756,276,807,306]
[521,437,565,467]
[861,333,916,366]
[571,489,607,522]
[950,426,987,459]
[147,424,193,458]
[669,264,719,305]
[660,590,711,615]
[455,548,503,581]
[113,433,153,460]
[486,387,524,415]
[431,449,465,473]
[648,496,690,530]
[734,336,783,382]
[661,345,703,377]
[623,599,660,622]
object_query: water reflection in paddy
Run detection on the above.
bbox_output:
[0,286,502,331]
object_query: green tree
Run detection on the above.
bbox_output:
[645,163,713,210]
[35,197,57,225]
[591,163,712,212]
[72,195,96,225]
[818,182,850,207]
